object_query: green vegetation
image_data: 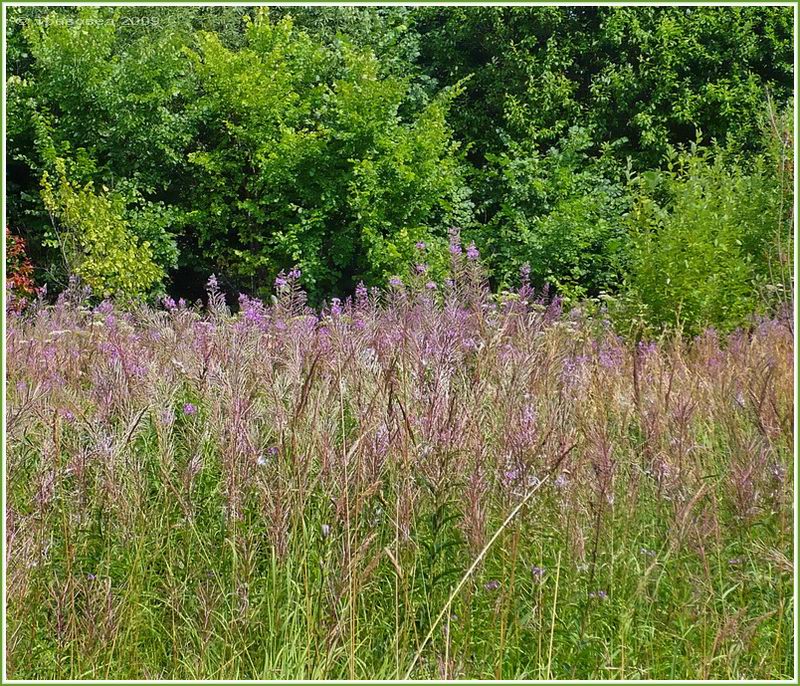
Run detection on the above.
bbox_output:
[6,273,794,679]
[4,6,795,680]
[6,5,793,333]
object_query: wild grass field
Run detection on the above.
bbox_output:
[5,249,794,680]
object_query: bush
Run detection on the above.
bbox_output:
[40,160,164,299]
[185,10,470,300]
[5,227,39,313]
[617,138,790,335]
[475,127,632,301]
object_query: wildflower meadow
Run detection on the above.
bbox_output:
[5,244,794,679]
[4,4,795,681]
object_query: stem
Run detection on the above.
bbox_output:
[403,475,549,679]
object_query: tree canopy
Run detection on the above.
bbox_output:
[6,5,794,332]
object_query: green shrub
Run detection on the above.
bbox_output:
[617,139,788,335]
[476,127,632,302]
[185,10,469,299]
[41,160,164,299]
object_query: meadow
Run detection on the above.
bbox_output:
[5,247,794,680]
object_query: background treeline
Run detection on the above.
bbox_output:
[6,6,794,334]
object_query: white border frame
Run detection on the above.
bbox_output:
[2,2,797,683]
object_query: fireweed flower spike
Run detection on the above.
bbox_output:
[5,228,792,679]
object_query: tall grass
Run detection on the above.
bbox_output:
[5,248,794,679]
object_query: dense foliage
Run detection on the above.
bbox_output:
[6,5,794,332]
[6,256,793,679]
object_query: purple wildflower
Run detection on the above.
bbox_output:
[415,241,426,250]
[448,226,462,255]
[355,281,368,307]
[183,403,197,416]
[466,242,479,261]
[425,281,437,290]
[59,408,76,423]
[484,579,500,591]
[389,276,403,288]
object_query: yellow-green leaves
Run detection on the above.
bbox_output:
[41,161,163,299]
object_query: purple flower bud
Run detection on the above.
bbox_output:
[355,281,368,306]
[531,565,546,580]
[183,403,197,416]
[484,579,500,592]
[415,241,426,250]
[425,281,437,290]
[466,242,479,260]
[389,277,403,288]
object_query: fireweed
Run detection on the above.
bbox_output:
[5,255,794,680]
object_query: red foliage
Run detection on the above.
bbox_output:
[6,226,39,313]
